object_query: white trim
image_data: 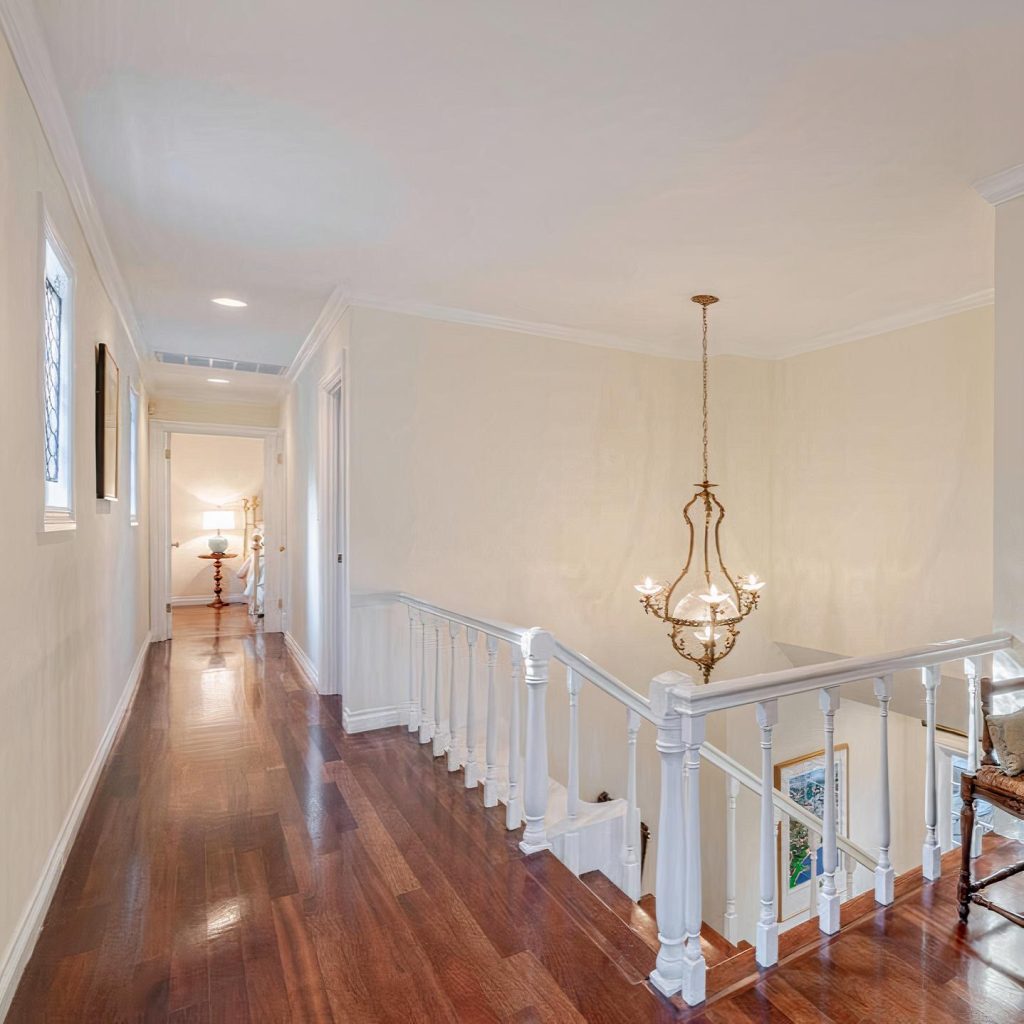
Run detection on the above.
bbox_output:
[287,285,349,382]
[767,289,996,360]
[0,0,145,368]
[350,294,658,358]
[342,704,404,734]
[284,631,319,690]
[148,420,284,640]
[0,632,151,1020]
[973,163,1024,206]
[170,595,246,607]
[317,366,349,698]
[347,291,995,363]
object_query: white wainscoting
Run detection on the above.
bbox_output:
[0,632,152,1020]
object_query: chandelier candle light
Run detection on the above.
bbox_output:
[634,295,765,683]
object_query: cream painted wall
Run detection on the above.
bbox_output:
[0,31,149,996]
[994,196,1024,638]
[169,433,263,601]
[770,306,994,655]
[283,300,995,927]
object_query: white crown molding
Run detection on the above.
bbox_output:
[0,0,145,368]
[765,289,995,360]
[350,294,670,359]
[973,163,1024,207]
[286,285,349,382]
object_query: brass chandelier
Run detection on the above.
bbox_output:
[635,295,764,684]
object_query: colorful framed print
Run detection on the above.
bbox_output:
[775,744,849,921]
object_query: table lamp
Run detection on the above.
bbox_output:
[202,509,235,553]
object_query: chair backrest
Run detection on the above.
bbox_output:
[980,675,1024,767]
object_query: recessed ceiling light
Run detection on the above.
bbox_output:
[212,297,247,308]
[207,378,230,384]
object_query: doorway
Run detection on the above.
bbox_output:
[318,370,348,696]
[149,421,284,641]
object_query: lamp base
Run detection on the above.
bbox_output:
[208,535,228,554]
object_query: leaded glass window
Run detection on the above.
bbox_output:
[42,225,74,529]
[43,274,64,483]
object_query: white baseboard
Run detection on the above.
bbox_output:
[283,631,319,690]
[170,595,246,607]
[342,704,405,734]
[0,631,152,1019]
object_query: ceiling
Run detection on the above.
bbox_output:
[28,1,1024,372]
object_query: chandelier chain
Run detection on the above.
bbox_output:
[701,300,709,483]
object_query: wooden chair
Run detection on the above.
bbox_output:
[958,675,1024,926]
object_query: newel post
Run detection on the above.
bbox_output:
[873,675,895,904]
[519,628,555,855]
[649,670,705,1006]
[648,671,686,998]
[755,699,779,967]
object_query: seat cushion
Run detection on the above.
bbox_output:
[976,764,1024,803]
[987,709,1024,776]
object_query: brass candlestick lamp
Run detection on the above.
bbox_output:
[635,295,765,683]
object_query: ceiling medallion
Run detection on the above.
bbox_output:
[635,295,765,684]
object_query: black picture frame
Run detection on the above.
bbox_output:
[95,342,119,500]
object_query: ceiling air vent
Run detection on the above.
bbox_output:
[155,351,288,376]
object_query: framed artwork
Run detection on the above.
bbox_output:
[95,342,119,500]
[775,744,849,921]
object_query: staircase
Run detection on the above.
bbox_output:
[354,590,1015,1008]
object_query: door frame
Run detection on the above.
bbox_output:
[149,419,285,641]
[318,364,349,697]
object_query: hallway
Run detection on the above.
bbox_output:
[9,628,1024,1022]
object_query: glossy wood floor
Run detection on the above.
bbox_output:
[8,623,1024,1022]
[171,604,261,639]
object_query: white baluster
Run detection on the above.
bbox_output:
[407,606,420,732]
[519,628,554,854]
[964,656,984,859]
[563,667,581,873]
[807,826,819,922]
[921,665,942,880]
[483,636,499,807]
[873,674,895,904]
[845,855,855,901]
[506,644,523,830]
[649,671,686,998]
[447,621,461,772]
[680,707,707,1006]
[723,775,740,944]
[755,699,779,967]
[622,709,642,900]
[464,628,480,788]
[432,621,445,757]
[418,616,433,745]
[818,686,841,934]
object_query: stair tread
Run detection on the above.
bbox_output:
[636,892,742,968]
[524,855,656,983]
[580,870,660,952]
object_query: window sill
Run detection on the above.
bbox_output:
[43,509,76,533]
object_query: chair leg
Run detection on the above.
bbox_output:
[958,774,976,923]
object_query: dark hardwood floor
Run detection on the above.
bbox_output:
[8,621,1024,1022]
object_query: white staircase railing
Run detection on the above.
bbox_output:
[367,592,1012,1008]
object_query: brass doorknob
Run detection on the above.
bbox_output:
[279,545,286,552]
[171,541,180,548]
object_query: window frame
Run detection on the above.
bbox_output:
[39,203,76,533]
[128,380,140,525]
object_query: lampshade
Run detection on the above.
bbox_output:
[202,509,235,531]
